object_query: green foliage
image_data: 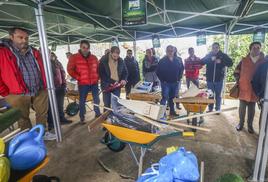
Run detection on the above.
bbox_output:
[211,33,268,82]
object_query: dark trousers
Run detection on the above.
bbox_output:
[160,82,178,114]
[186,78,199,89]
[48,87,66,130]
[103,88,121,109]
[239,100,256,128]
[207,81,223,111]
[125,82,135,98]
[79,84,101,120]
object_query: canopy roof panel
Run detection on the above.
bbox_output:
[0,0,267,45]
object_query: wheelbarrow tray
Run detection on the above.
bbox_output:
[102,123,159,145]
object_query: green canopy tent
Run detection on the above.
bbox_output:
[1,0,268,44]
[1,1,268,181]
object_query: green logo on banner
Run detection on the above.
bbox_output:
[122,0,147,26]
[253,29,265,43]
[196,32,206,46]
[152,35,160,48]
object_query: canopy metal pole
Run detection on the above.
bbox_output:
[222,32,229,105]
[252,69,268,181]
[133,31,137,59]
[67,36,70,52]
[35,0,62,142]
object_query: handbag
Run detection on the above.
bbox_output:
[229,83,239,98]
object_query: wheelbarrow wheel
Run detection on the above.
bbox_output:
[104,132,126,152]
[65,102,79,116]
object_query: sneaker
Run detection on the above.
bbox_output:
[43,131,57,141]
[61,119,72,125]
[236,124,243,131]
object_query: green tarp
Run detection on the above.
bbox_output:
[0,0,267,45]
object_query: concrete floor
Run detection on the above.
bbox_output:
[32,98,262,182]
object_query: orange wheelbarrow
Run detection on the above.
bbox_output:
[101,122,192,176]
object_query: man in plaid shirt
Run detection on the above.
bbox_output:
[0,27,56,140]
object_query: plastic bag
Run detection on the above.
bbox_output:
[137,147,199,182]
[159,147,199,181]
[137,164,173,182]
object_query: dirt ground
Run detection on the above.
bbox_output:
[4,97,258,182]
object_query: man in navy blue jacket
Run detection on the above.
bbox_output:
[252,56,268,100]
[156,45,184,117]
[201,42,233,112]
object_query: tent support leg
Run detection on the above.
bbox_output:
[35,0,62,142]
[133,31,137,59]
[222,33,229,105]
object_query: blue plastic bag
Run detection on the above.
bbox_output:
[137,164,173,182]
[137,147,199,182]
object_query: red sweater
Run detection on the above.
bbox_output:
[67,52,99,85]
[184,56,202,79]
[0,45,47,97]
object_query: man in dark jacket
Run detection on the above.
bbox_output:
[157,45,184,117]
[124,49,140,98]
[252,56,268,129]
[99,46,128,108]
[201,42,233,112]
[252,56,268,100]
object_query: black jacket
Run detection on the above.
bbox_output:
[201,51,233,82]
[124,56,140,84]
[99,54,128,90]
[142,56,158,75]
[156,56,184,83]
[252,58,268,99]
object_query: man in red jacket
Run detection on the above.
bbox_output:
[184,47,203,88]
[67,40,101,124]
[0,27,56,140]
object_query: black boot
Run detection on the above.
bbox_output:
[236,123,244,131]
[248,126,254,134]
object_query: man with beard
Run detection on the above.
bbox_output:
[0,27,56,140]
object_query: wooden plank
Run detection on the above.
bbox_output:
[200,161,205,182]
[135,115,184,132]
[88,110,111,132]
[174,97,214,104]
[2,128,21,142]
[169,107,238,122]
[128,93,161,102]
[168,121,211,132]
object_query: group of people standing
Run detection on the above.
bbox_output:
[0,27,267,142]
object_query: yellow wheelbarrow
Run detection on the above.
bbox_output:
[101,122,192,176]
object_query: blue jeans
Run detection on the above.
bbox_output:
[103,88,121,109]
[207,81,223,111]
[79,84,101,120]
[160,82,178,114]
[186,78,199,89]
